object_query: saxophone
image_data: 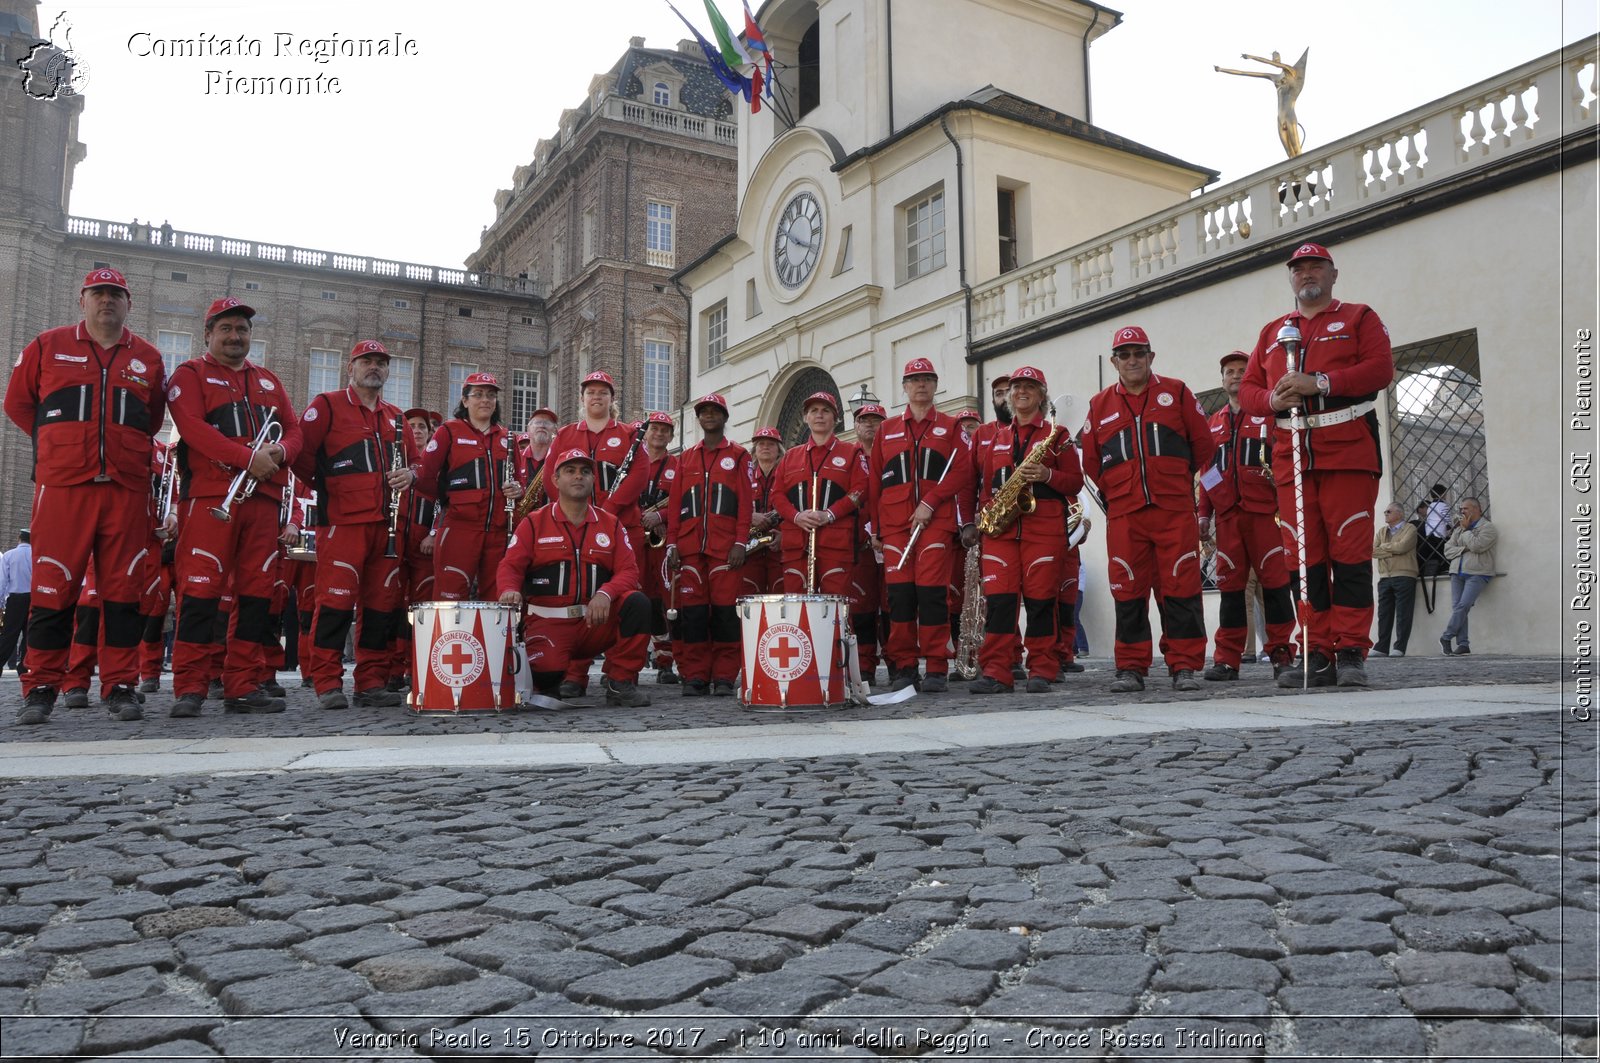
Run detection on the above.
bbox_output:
[976,423,1067,536]
[511,460,545,527]
[952,544,984,680]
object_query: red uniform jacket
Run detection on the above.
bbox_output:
[6,323,166,491]
[666,437,754,558]
[975,417,1084,540]
[543,420,647,523]
[1197,405,1278,519]
[773,437,869,554]
[498,502,640,605]
[167,354,302,504]
[1079,374,1211,519]
[640,452,677,529]
[293,387,419,525]
[869,408,974,537]
[416,418,515,530]
[1239,300,1394,474]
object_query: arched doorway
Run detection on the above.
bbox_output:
[773,368,843,446]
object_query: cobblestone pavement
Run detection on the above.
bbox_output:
[1,694,1595,1059]
[0,655,1564,744]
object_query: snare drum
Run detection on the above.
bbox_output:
[409,600,521,714]
[738,593,851,711]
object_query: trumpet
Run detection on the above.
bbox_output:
[209,412,283,522]
[154,423,181,539]
[641,496,669,547]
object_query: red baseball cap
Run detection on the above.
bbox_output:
[902,358,937,379]
[428,410,445,426]
[1219,350,1249,369]
[204,296,254,325]
[956,408,981,423]
[854,403,887,421]
[529,407,558,423]
[580,370,615,394]
[751,426,783,442]
[645,411,675,429]
[694,393,729,415]
[991,374,1011,388]
[1287,242,1333,265]
[349,339,390,361]
[1010,365,1048,389]
[1111,326,1150,350]
[81,267,130,294]
[403,407,431,423]
[802,391,839,415]
[463,371,501,392]
[554,448,596,470]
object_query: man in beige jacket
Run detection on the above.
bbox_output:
[1441,496,1497,655]
[1372,503,1419,656]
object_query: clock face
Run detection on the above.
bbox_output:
[773,191,822,290]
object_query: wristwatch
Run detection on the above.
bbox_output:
[1315,372,1331,396]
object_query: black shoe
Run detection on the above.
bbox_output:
[300,676,315,689]
[921,674,948,693]
[656,666,680,685]
[225,690,287,714]
[681,679,710,697]
[890,669,921,692]
[169,693,204,718]
[1109,670,1145,693]
[1278,651,1336,689]
[318,689,349,710]
[1439,637,1454,656]
[558,680,587,699]
[138,677,161,694]
[384,675,409,693]
[1335,649,1369,688]
[17,686,56,725]
[207,679,224,700]
[1454,646,1471,656]
[353,688,402,708]
[1060,661,1085,674]
[1010,665,1027,682]
[105,685,143,722]
[968,676,1012,694]
[710,679,736,697]
[603,677,651,707]
[261,679,287,698]
[1171,669,1201,692]
[63,687,89,709]
[1025,676,1051,693]
[1203,663,1239,682]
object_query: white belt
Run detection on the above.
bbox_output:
[1287,400,1375,430]
[525,604,586,619]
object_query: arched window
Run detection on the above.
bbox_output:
[776,369,843,445]
[798,21,820,119]
[653,82,671,107]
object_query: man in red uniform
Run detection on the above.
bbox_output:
[848,403,888,683]
[517,406,558,499]
[166,297,302,716]
[744,427,785,596]
[1199,351,1296,682]
[665,393,752,696]
[416,372,522,601]
[388,407,440,688]
[773,392,868,596]
[969,367,1082,693]
[293,340,420,710]
[1079,326,1213,693]
[1240,242,1395,688]
[636,411,678,682]
[869,359,972,693]
[499,448,651,707]
[6,268,167,724]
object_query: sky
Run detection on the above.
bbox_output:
[32,0,1600,271]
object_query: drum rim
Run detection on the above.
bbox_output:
[736,593,850,605]
[414,599,519,610]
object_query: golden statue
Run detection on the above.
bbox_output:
[1215,48,1309,158]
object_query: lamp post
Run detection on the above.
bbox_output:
[848,382,879,414]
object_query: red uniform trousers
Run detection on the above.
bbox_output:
[65,570,99,692]
[641,538,674,669]
[308,521,403,695]
[171,495,279,699]
[433,517,509,601]
[289,556,317,685]
[562,521,643,686]
[207,594,234,684]
[1212,508,1296,668]
[848,545,885,676]
[979,537,1063,682]
[1106,507,1206,674]
[523,595,650,689]
[743,547,784,597]
[672,551,744,683]
[390,549,434,682]
[139,549,172,682]
[1277,468,1379,656]
[263,561,290,677]
[781,546,852,597]
[1055,550,1081,667]
[883,527,957,675]
[24,482,150,696]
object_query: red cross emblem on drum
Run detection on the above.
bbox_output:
[757,622,813,682]
[430,630,486,688]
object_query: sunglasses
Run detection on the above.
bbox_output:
[1112,348,1152,361]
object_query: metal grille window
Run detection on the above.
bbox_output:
[156,330,191,379]
[510,369,542,427]
[1389,329,1490,520]
[308,348,341,397]
[383,356,415,410]
[776,369,843,445]
[643,340,672,412]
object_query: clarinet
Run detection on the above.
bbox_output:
[383,415,403,559]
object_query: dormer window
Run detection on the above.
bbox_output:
[653,82,671,107]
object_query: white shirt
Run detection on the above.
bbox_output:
[0,542,30,599]
[1425,499,1450,537]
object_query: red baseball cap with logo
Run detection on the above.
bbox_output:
[693,393,729,415]
[645,411,675,429]
[1111,326,1150,351]
[802,391,840,414]
[956,408,981,423]
[204,296,255,325]
[81,267,130,294]
[1219,350,1249,369]
[854,403,887,421]
[1010,365,1048,389]
[428,410,445,426]
[991,374,1011,388]
[580,370,615,394]
[463,371,501,392]
[349,339,390,361]
[529,407,558,423]
[902,358,938,380]
[751,426,783,443]
[554,448,596,470]
[1287,242,1333,266]
[403,407,431,423]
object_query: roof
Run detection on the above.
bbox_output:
[612,45,734,120]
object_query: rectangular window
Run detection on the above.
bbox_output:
[520,315,535,326]
[393,298,410,309]
[902,187,947,281]
[320,290,337,301]
[449,362,478,402]
[243,281,262,291]
[550,236,565,288]
[646,201,675,268]
[705,303,728,368]
[510,369,542,428]
[308,348,342,397]
[384,356,415,410]
[643,340,672,412]
[997,187,1018,274]
[169,271,187,282]
[156,331,191,378]
[582,208,596,263]
[457,306,473,318]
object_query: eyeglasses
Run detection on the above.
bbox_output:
[464,389,498,400]
[1112,348,1152,361]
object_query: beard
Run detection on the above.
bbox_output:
[993,399,1011,425]
[1296,282,1324,304]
